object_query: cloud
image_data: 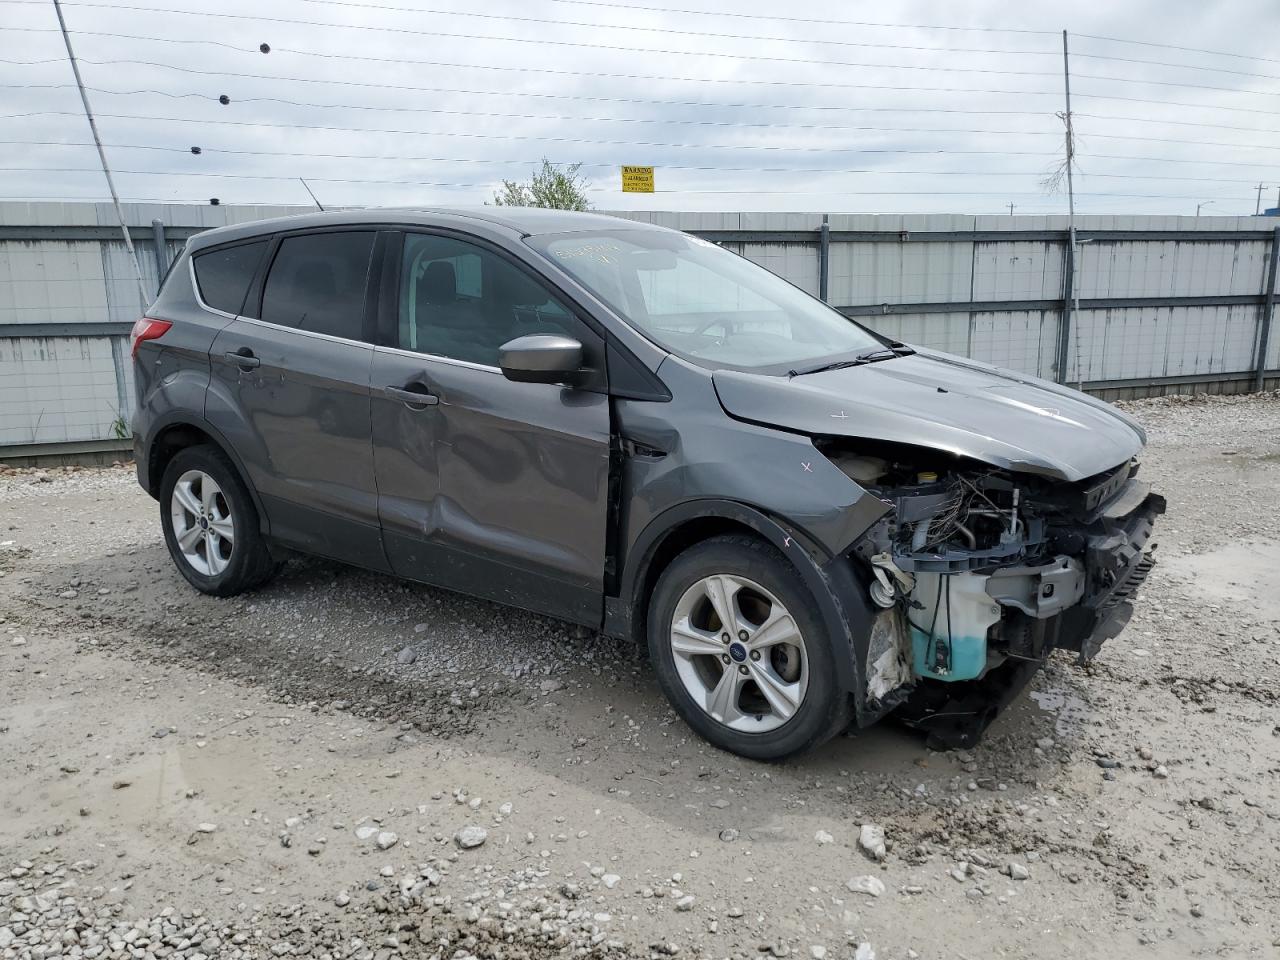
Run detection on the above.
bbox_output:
[1,0,1276,214]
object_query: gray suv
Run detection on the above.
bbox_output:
[133,208,1163,760]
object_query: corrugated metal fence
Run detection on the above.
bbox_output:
[2,202,1278,457]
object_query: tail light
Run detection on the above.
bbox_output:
[130,317,172,359]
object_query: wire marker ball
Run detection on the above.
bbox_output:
[219,95,231,105]
[209,198,220,206]
[259,43,271,54]
[190,146,202,155]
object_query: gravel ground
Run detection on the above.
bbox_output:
[2,392,1279,960]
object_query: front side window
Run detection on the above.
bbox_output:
[527,229,884,372]
[192,241,267,316]
[261,231,375,339]
[398,233,577,366]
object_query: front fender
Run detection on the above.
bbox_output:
[610,498,878,709]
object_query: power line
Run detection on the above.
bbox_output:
[3,82,1056,120]
[1072,71,1280,97]
[3,0,1274,213]
[544,0,1033,36]
[132,0,1069,59]
[71,43,1280,116]
[0,94,1062,139]
[10,12,1280,98]
[1071,50,1280,82]
[1072,92,1277,117]
[3,163,1274,187]
[1075,32,1280,67]
[14,81,1276,137]
[16,51,1069,100]
[1088,153,1280,170]
[5,139,1277,175]
[0,167,498,189]
[0,169,1255,201]
[8,50,1277,119]
[13,107,1275,154]
[12,6,1066,79]
[1078,130,1280,151]
[1075,112,1280,134]
[37,0,1280,84]
[6,0,1279,80]
[9,19,1048,62]
[3,111,1070,156]
[543,0,1278,65]
[0,25,249,54]
[0,0,1060,37]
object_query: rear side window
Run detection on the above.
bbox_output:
[192,241,267,316]
[261,231,376,339]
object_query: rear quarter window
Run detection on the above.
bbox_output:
[192,241,268,316]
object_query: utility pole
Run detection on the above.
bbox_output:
[1257,183,1267,216]
[1061,30,1076,222]
[1007,202,1016,216]
[51,0,149,307]
[1060,29,1082,389]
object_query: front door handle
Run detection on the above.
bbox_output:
[225,348,260,370]
[384,384,439,408]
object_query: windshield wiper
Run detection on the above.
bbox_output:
[788,344,914,377]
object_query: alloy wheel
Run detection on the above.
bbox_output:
[669,574,808,733]
[170,469,234,576]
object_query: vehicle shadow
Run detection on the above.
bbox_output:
[39,538,1087,838]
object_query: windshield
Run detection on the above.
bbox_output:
[526,229,885,371]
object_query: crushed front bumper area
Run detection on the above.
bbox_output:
[1058,483,1164,662]
[870,477,1165,749]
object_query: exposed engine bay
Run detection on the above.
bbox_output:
[823,441,1166,748]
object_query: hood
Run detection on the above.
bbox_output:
[711,349,1145,482]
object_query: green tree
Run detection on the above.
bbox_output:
[491,159,591,211]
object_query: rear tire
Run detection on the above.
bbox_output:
[159,445,280,597]
[646,534,850,761]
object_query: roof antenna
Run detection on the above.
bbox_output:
[299,177,324,211]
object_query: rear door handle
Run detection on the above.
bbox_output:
[225,348,260,370]
[384,384,439,408]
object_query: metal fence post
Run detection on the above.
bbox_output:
[818,214,830,303]
[1055,229,1075,384]
[150,219,168,288]
[1253,226,1280,392]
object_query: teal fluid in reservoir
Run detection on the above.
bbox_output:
[910,626,987,682]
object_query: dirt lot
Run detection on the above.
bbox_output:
[2,393,1279,960]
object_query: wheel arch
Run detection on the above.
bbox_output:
[145,414,270,535]
[608,499,874,700]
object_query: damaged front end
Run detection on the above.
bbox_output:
[824,442,1165,748]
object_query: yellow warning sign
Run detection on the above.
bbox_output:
[621,165,655,193]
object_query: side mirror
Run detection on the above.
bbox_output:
[498,334,584,385]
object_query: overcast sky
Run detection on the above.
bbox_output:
[2,0,1278,215]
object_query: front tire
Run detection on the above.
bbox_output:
[647,535,850,761]
[159,445,279,597]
